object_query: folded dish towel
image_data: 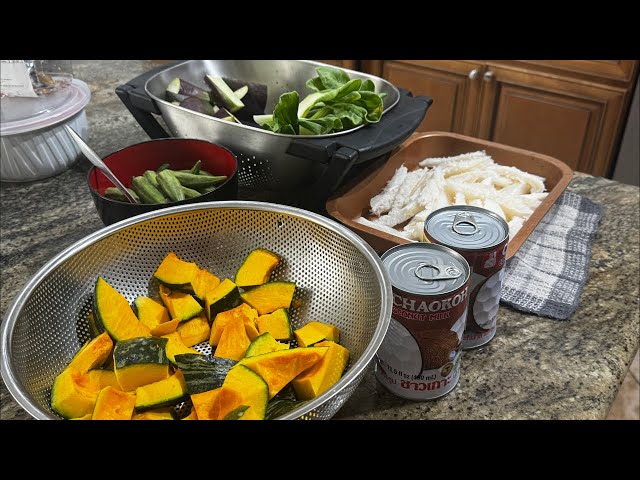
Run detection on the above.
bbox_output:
[500,191,603,320]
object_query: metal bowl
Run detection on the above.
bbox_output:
[0,201,392,420]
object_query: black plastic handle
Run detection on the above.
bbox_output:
[115,62,183,140]
[287,90,432,164]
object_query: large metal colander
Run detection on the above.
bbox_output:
[1,201,392,420]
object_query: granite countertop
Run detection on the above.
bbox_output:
[1,60,638,420]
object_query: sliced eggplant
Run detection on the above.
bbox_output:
[180,96,216,116]
[214,107,242,124]
[222,77,268,120]
[166,91,190,103]
[233,85,249,100]
[205,75,245,113]
[167,77,211,102]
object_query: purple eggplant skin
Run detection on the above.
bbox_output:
[222,77,268,116]
[165,91,191,103]
[173,78,211,102]
[180,96,216,116]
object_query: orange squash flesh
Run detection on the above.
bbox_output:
[66,332,113,373]
[176,314,211,346]
[211,365,268,420]
[215,315,251,361]
[159,285,203,322]
[94,277,151,341]
[163,332,200,363]
[191,267,221,302]
[92,386,136,420]
[240,282,296,316]
[132,408,175,420]
[209,303,258,346]
[151,318,182,336]
[238,346,328,399]
[234,248,280,287]
[51,369,102,419]
[153,252,199,291]
[134,296,171,331]
[87,369,121,391]
[292,340,350,400]
[190,387,221,420]
[256,308,292,341]
[294,321,340,347]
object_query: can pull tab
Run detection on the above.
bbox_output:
[415,263,462,282]
[452,212,478,236]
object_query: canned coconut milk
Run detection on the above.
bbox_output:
[424,206,509,349]
[376,243,470,400]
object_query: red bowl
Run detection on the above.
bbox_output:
[88,138,238,225]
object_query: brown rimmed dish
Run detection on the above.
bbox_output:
[326,131,574,259]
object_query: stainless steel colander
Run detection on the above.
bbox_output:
[0,201,392,420]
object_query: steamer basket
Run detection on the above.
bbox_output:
[0,201,392,420]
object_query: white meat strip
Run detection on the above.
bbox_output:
[353,216,413,242]
[418,150,488,168]
[369,164,408,216]
[508,217,526,239]
[490,165,546,193]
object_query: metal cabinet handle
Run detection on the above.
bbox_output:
[469,69,480,80]
[483,70,495,82]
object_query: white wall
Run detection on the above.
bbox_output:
[612,77,639,187]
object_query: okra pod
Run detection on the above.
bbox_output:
[181,185,202,199]
[132,176,169,204]
[143,170,160,189]
[104,187,140,203]
[169,170,227,188]
[157,169,186,202]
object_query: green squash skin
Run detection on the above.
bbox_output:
[174,354,237,394]
[114,337,170,369]
[207,285,242,322]
[134,375,190,412]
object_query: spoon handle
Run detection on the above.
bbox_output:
[64,125,139,204]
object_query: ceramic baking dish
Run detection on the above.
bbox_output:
[326,131,574,259]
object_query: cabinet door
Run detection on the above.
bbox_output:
[476,66,627,176]
[381,60,484,135]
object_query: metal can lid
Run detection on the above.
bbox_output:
[424,206,509,251]
[381,243,470,296]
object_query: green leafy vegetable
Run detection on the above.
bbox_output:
[256,66,387,136]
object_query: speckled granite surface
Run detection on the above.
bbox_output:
[1,60,638,420]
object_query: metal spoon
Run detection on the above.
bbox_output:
[64,125,140,204]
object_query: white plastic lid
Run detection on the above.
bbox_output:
[0,79,91,136]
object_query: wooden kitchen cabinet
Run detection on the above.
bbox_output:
[365,60,639,177]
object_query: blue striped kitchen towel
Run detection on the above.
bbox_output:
[500,191,603,320]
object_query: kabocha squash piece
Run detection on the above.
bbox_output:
[92,386,136,420]
[71,413,93,420]
[135,369,189,411]
[294,321,340,347]
[151,318,182,336]
[205,278,242,322]
[211,365,269,420]
[190,387,221,420]
[134,296,171,330]
[238,346,328,399]
[87,311,100,338]
[174,354,236,394]
[159,285,203,322]
[94,277,151,341]
[256,308,293,341]
[51,369,101,419]
[214,315,251,361]
[66,331,113,373]
[234,248,280,287]
[113,337,171,392]
[87,369,121,390]
[181,407,199,420]
[177,314,211,347]
[191,267,221,303]
[133,408,176,420]
[292,340,350,400]
[153,251,199,292]
[265,398,308,420]
[240,281,296,315]
[245,332,290,358]
[224,405,251,420]
[163,332,200,364]
[209,303,258,346]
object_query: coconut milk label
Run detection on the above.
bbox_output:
[375,282,469,400]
